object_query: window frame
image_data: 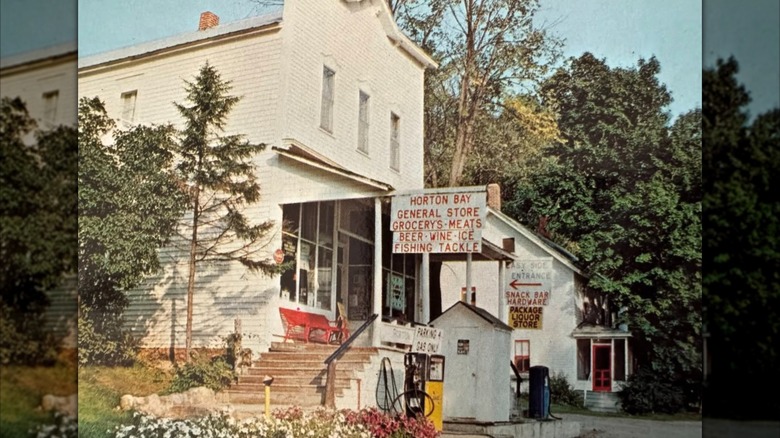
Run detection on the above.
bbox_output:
[389,112,400,171]
[320,66,336,133]
[514,339,531,373]
[120,90,138,126]
[42,90,59,124]
[357,91,370,153]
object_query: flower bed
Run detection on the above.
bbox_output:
[112,406,439,438]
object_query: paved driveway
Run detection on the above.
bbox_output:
[560,413,702,438]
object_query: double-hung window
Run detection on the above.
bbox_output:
[320,66,335,132]
[357,91,370,153]
[514,340,530,372]
[389,113,400,170]
[121,90,137,126]
[42,90,59,124]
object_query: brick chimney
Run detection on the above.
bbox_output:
[486,183,501,211]
[198,11,219,31]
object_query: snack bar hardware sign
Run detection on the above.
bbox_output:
[390,190,486,253]
[506,258,553,330]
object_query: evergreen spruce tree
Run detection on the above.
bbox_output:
[174,63,278,359]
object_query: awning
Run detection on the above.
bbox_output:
[571,324,632,339]
[273,139,394,192]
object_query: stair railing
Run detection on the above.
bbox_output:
[323,313,378,408]
[510,361,523,416]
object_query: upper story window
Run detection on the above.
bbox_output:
[390,113,400,171]
[121,90,137,126]
[320,66,335,132]
[357,91,370,153]
[42,90,59,124]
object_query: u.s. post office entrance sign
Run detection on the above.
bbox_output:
[390,190,486,253]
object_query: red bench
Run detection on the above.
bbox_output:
[279,307,347,344]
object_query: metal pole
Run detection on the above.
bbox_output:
[466,252,472,303]
[372,198,383,346]
[421,253,430,323]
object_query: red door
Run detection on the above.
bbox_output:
[592,344,612,392]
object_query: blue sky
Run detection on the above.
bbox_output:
[0,0,77,56]
[704,0,780,120]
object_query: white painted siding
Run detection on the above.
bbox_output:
[78,0,430,354]
[279,0,426,191]
[1,54,78,130]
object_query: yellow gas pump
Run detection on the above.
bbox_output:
[403,352,445,432]
[426,354,445,431]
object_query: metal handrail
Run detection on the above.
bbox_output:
[324,313,378,365]
[323,313,378,408]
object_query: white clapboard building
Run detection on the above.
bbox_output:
[78,0,628,413]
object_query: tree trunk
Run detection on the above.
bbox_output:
[185,186,200,361]
[449,69,473,187]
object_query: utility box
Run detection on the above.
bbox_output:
[430,301,513,423]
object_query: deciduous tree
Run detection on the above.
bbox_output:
[506,54,702,406]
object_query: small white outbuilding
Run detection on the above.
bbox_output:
[430,301,513,423]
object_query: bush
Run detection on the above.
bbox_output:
[77,306,138,367]
[548,371,583,407]
[166,354,236,394]
[0,302,59,365]
[618,367,685,414]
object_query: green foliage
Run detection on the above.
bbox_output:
[165,354,236,394]
[77,304,137,367]
[702,57,780,419]
[618,367,685,415]
[0,97,76,366]
[0,302,59,366]
[548,371,583,408]
[78,97,187,365]
[505,53,702,392]
[395,0,562,186]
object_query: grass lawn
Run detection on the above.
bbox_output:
[78,364,173,438]
[0,362,77,438]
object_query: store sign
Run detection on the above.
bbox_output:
[412,326,443,354]
[509,306,544,329]
[390,191,486,253]
[506,259,553,329]
[387,274,405,310]
[380,323,416,345]
[505,258,553,307]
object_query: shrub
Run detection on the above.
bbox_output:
[166,354,236,394]
[77,305,138,367]
[618,367,685,414]
[549,371,583,408]
[0,302,59,365]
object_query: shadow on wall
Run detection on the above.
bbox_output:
[124,250,280,357]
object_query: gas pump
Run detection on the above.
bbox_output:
[403,352,445,431]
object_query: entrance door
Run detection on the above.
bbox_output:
[592,344,611,391]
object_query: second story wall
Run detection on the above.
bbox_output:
[1,44,78,130]
[280,0,429,191]
[78,16,285,148]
